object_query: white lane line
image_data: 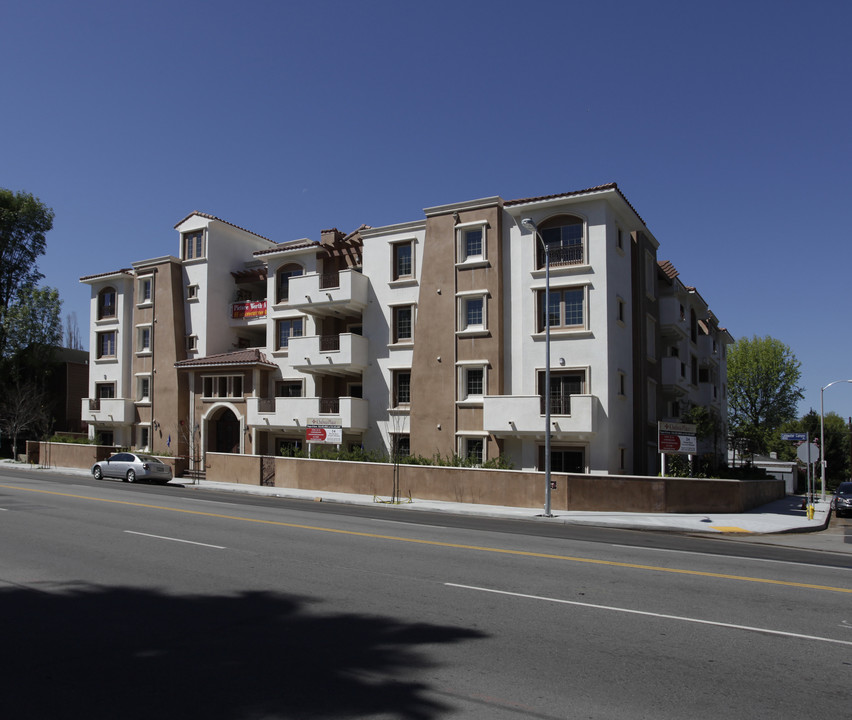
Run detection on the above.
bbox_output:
[608,544,852,571]
[123,530,226,549]
[446,583,852,647]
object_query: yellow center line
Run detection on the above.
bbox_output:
[4,483,851,594]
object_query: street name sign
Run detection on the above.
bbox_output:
[781,433,808,442]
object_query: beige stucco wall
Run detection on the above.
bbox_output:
[203,451,784,513]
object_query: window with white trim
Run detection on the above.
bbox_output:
[137,326,151,353]
[186,335,198,353]
[456,221,487,265]
[536,215,585,268]
[536,287,586,331]
[457,363,487,403]
[97,331,116,359]
[391,370,411,407]
[137,376,151,402]
[457,292,487,333]
[276,317,304,350]
[202,375,244,399]
[459,436,484,465]
[139,426,150,451]
[391,241,414,281]
[183,231,204,260]
[186,284,199,300]
[391,305,413,344]
[97,287,116,320]
[138,277,152,304]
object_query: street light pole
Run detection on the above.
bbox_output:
[522,218,552,517]
[820,379,852,503]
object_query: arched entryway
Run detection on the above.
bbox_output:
[207,406,241,454]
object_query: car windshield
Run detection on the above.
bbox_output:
[837,484,852,496]
[136,456,162,464]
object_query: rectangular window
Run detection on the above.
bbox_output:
[96,383,115,399]
[98,289,116,320]
[139,427,149,450]
[392,370,411,407]
[616,227,624,251]
[618,372,626,396]
[202,375,244,399]
[138,327,151,352]
[391,433,410,458]
[539,370,585,415]
[392,305,413,343]
[392,241,413,280]
[462,437,484,465]
[183,231,204,260]
[647,316,656,359]
[276,318,304,350]
[276,381,303,397]
[137,376,150,402]
[691,355,698,385]
[138,278,152,303]
[457,223,487,264]
[537,288,585,331]
[466,367,484,397]
[186,284,199,300]
[97,331,116,358]
[186,335,198,352]
[617,297,625,323]
[458,293,487,333]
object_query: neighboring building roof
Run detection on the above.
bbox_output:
[174,348,277,369]
[79,269,134,283]
[505,182,646,227]
[173,211,275,244]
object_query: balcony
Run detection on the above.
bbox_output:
[289,333,368,376]
[661,356,691,396]
[483,394,596,439]
[286,269,368,318]
[659,297,687,338]
[82,397,135,425]
[246,396,369,431]
[697,334,720,365]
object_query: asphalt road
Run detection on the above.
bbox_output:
[2,468,851,719]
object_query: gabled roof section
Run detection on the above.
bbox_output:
[505,182,646,227]
[174,348,277,369]
[253,238,319,257]
[80,268,134,283]
[174,211,274,243]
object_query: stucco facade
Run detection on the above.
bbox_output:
[81,183,731,476]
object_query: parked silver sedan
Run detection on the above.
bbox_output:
[91,453,173,484]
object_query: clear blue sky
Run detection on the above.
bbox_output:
[4,0,851,420]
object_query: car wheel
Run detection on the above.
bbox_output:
[126,470,136,483]
[93,466,103,480]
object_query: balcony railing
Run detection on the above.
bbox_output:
[319,271,340,289]
[538,244,584,268]
[319,397,339,414]
[319,334,340,352]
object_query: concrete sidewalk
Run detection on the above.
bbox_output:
[3,460,836,540]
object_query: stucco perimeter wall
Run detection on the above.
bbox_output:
[31,441,116,469]
[203,453,785,513]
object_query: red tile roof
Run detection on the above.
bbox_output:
[174,348,276,369]
[505,182,646,226]
[658,260,679,281]
[173,211,274,243]
[79,269,134,282]
[254,239,319,257]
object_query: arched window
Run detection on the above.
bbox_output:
[276,264,303,303]
[97,287,116,319]
[537,215,585,268]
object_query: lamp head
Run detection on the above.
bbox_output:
[521,217,536,231]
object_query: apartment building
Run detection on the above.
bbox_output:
[81,183,730,477]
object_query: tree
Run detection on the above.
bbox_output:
[0,378,52,460]
[727,335,804,454]
[780,410,851,490]
[64,312,83,350]
[0,189,54,358]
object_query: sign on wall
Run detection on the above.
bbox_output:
[306,417,343,445]
[231,300,267,319]
[658,421,697,455]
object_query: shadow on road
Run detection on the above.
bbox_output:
[3,584,486,718]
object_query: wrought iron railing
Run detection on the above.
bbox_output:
[319,271,340,289]
[319,397,339,414]
[538,244,584,267]
[319,334,340,352]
